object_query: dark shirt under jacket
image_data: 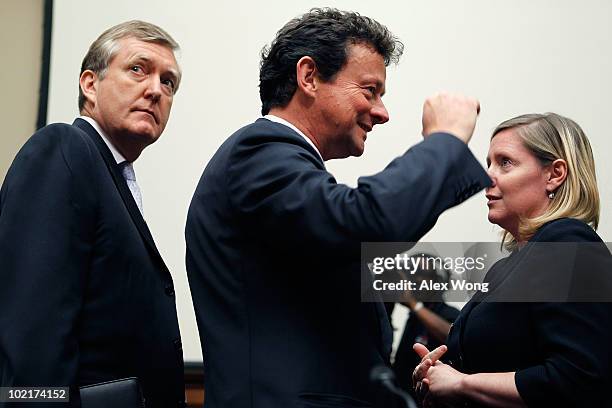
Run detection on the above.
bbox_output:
[0,119,185,407]
[186,118,490,408]
[446,218,612,407]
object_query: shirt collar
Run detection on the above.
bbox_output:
[263,114,324,162]
[79,116,127,164]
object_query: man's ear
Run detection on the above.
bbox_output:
[295,56,318,98]
[546,158,568,192]
[79,70,98,109]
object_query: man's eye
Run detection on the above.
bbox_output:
[130,65,143,73]
[162,79,175,90]
[501,158,512,167]
[366,87,376,95]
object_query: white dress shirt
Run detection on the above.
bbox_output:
[79,116,143,214]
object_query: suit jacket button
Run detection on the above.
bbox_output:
[165,285,175,297]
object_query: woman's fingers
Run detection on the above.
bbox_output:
[413,358,432,385]
[414,343,448,363]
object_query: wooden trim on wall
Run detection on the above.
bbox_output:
[36,0,53,130]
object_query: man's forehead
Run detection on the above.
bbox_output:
[338,47,387,93]
[117,38,176,62]
[343,44,386,74]
[115,37,180,73]
[345,42,384,62]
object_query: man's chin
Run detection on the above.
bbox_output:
[129,124,161,143]
[351,145,365,157]
[347,138,366,157]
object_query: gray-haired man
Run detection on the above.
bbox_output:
[0,21,185,407]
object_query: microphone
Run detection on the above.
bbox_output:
[370,365,418,408]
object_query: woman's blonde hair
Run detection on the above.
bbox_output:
[492,113,599,250]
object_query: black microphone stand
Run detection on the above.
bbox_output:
[370,365,418,408]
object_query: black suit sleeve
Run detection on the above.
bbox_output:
[227,132,490,253]
[514,220,612,406]
[0,125,96,390]
[514,302,612,406]
[437,304,460,323]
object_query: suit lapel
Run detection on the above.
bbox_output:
[73,118,170,276]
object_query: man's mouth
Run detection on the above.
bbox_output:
[134,108,158,124]
[358,123,372,133]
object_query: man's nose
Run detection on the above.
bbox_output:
[372,99,389,125]
[144,78,162,102]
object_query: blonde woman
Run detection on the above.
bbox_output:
[413,113,612,407]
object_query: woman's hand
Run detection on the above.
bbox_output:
[422,361,467,406]
[412,343,448,403]
[424,365,525,408]
[412,344,448,384]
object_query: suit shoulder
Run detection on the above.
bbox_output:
[225,119,322,165]
[222,119,285,140]
[26,122,92,152]
[13,122,97,175]
[233,119,312,148]
[33,122,86,139]
[533,218,602,243]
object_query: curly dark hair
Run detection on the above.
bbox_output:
[259,8,403,115]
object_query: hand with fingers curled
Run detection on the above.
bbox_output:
[421,360,467,407]
[421,92,480,144]
[411,343,448,404]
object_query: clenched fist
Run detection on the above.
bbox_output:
[422,93,480,144]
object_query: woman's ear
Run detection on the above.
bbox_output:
[546,159,568,193]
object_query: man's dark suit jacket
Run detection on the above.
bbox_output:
[186,118,490,408]
[0,119,185,407]
[447,218,612,407]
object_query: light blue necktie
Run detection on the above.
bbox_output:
[120,162,144,215]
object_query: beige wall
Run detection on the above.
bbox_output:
[0,0,43,180]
